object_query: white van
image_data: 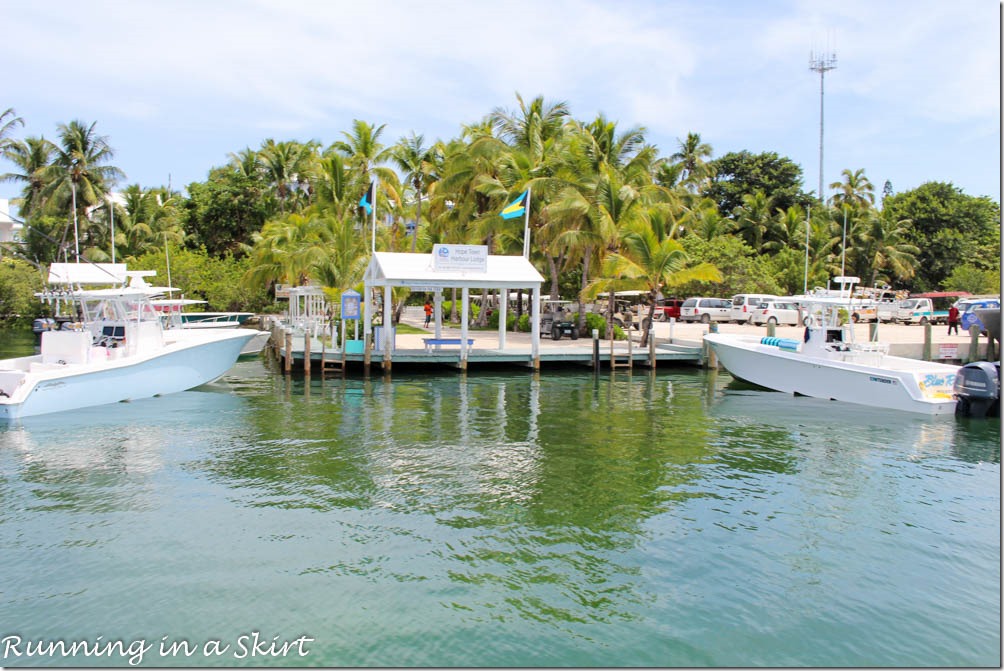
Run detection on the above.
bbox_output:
[731,294,778,324]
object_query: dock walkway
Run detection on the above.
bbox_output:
[264,309,994,374]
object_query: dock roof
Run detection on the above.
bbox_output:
[365,251,544,289]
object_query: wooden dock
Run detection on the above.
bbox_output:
[263,317,704,373]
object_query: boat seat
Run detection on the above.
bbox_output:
[40,330,93,364]
[0,370,26,397]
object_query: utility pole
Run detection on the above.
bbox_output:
[809,50,837,203]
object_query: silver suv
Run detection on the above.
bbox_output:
[680,297,733,323]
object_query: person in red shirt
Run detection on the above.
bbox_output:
[423,300,433,328]
[947,305,960,335]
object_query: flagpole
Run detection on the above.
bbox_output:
[522,186,531,259]
[371,178,378,253]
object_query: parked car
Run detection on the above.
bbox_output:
[957,297,1001,333]
[749,300,803,326]
[680,297,733,323]
[648,298,684,322]
[731,294,779,324]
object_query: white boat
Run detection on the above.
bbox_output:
[0,263,256,421]
[150,297,269,356]
[704,303,960,415]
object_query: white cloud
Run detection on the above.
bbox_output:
[1,0,998,200]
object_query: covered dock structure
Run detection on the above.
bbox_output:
[363,249,547,371]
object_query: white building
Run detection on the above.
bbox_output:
[0,199,21,245]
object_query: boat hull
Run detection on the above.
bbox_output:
[0,330,254,420]
[705,334,958,415]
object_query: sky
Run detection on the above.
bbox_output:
[1,0,1000,218]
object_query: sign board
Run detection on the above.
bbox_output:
[432,244,487,273]
[937,343,958,360]
[274,283,291,299]
[341,290,361,320]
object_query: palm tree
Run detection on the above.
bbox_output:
[590,217,721,346]
[308,213,370,292]
[731,190,775,252]
[313,154,359,221]
[763,204,806,253]
[259,139,317,213]
[245,213,328,289]
[1,136,56,216]
[39,120,124,260]
[228,147,263,178]
[392,132,440,252]
[682,197,729,241]
[490,93,569,161]
[0,108,24,150]
[670,132,714,189]
[854,210,919,286]
[829,168,875,210]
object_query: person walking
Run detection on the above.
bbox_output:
[947,304,960,335]
[423,300,433,328]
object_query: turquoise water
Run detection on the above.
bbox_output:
[0,331,999,667]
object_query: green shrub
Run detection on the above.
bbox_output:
[488,309,516,330]
[0,258,45,324]
[441,300,479,322]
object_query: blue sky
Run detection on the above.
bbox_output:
[2,0,1000,217]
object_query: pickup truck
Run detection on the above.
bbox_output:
[894,297,948,325]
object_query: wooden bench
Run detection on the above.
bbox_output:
[423,337,475,353]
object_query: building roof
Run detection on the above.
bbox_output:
[365,252,544,289]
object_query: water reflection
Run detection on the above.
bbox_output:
[1,356,998,663]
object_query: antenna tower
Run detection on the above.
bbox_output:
[809,50,837,202]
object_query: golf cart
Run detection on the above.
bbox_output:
[597,291,650,331]
[541,300,578,340]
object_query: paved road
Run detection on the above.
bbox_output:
[397,307,984,349]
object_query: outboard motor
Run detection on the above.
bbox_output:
[954,361,1001,419]
[31,317,56,344]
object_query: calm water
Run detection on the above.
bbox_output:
[0,329,999,667]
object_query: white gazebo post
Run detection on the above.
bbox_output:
[498,289,508,351]
[530,285,541,369]
[363,281,372,338]
[383,284,393,370]
[434,289,443,339]
[363,280,372,368]
[460,286,470,370]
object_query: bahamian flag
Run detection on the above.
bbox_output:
[359,181,375,215]
[500,189,528,220]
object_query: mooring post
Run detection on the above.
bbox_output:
[592,328,599,371]
[706,323,719,369]
[870,321,879,343]
[648,326,656,369]
[766,321,776,338]
[627,328,634,369]
[284,329,293,373]
[967,325,980,363]
[303,331,311,375]
[923,322,933,361]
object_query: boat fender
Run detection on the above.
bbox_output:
[804,326,810,342]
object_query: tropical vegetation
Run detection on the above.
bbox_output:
[0,99,999,328]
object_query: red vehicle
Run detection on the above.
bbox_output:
[653,298,684,321]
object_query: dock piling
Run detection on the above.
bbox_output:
[967,326,980,363]
[648,327,656,369]
[592,329,599,371]
[283,329,293,373]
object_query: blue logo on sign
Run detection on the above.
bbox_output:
[437,247,449,257]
